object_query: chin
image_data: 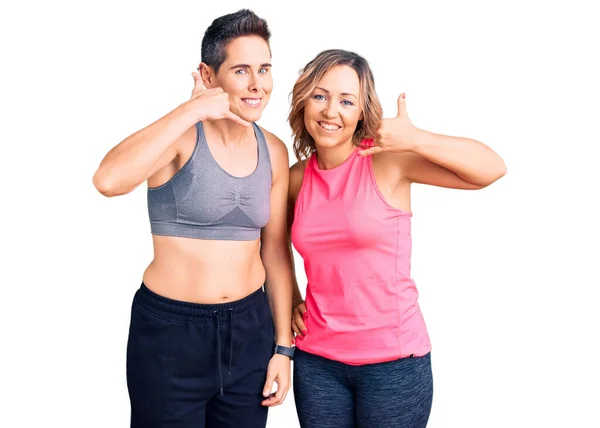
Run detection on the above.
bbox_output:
[241,109,265,123]
[313,136,344,149]
[309,130,343,147]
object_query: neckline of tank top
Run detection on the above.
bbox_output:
[312,146,360,173]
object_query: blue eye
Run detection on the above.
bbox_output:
[259,68,269,74]
[313,94,326,101]
[342,100,354,106]
[235,69,247,75]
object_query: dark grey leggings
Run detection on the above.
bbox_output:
[293,349,433,428]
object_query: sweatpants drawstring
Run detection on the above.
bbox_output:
[214,309,235,396]
[228,309,234,376]
[213,311,224,396]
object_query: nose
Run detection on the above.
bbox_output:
[322,101,337,119]
[248,72,262,93]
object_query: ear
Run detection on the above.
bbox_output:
[198,63,216,88]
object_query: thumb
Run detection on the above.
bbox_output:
[396,93,407,117]
[263,371,276,397]
[299,302,307,315]
[191,71,205,98]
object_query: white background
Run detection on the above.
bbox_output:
[1,0,599,427]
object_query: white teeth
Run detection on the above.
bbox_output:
[319,122,340,131]
[243,99,260,105]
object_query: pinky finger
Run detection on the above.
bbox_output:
[358,147,383,156]
[226,112,251,127]
[292,322,302,338]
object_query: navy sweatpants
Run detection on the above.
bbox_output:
[126,283,275,428]
[293,349,433,428]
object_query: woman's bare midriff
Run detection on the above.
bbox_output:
[142,235,266,304]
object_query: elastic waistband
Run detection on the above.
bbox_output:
[134,283,266,323]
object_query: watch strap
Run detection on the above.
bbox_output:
[274,344,295,360]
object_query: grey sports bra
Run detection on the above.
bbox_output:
[147,121,272,241]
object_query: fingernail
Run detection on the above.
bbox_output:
[292,338,295,345]
[302,329,308,335]
[303,312,308,318]
[402,93,406,99]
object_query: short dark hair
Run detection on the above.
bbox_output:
[201,9,271,73]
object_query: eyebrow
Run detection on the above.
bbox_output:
[229,63,272,69]
[315,86,358,99]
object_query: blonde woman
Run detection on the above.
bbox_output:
[287,49,506,428]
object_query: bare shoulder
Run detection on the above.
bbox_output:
[289,159,308,202]
[259,126,288,165]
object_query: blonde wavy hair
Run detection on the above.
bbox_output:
[288,49,383,161]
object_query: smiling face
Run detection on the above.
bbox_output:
[303,65,363,150]
[201,35,273,123]
[289,49,383,161]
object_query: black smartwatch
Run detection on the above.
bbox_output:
[274,344,295,360]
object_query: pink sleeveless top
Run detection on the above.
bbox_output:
[291,146,431,365]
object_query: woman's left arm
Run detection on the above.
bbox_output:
[259,131,293,407]
[360,94,507,189]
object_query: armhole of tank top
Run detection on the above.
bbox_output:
[293,157,311,219]
[147,122,202,191]
[366,155,413,216]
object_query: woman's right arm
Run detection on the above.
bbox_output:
[287,161,309,341]
[92,103,198,197]
[93,73,249,197]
